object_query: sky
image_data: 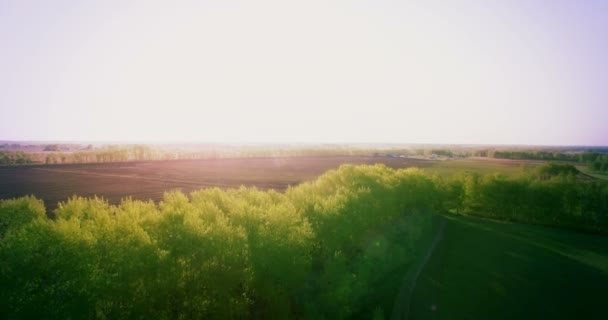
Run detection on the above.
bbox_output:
[1,0,607,145]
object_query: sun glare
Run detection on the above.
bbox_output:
[1,0,607,144]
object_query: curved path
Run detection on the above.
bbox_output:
[391,217,447,320]
[406,215,608,320]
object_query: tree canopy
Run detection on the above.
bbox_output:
[1,164,607,319]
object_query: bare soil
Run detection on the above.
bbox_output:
[0,156,434,212]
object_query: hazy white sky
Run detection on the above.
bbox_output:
[1,0,607,145]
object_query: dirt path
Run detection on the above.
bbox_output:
[391,217,447,320]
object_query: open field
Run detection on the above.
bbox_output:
[0,156,436,212]
[425,157,542,176]
[409,214,608,319]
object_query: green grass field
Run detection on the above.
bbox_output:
[424,158,540,176]
[576,165,608,181]
[409,214,608,320]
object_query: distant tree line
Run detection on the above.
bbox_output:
[490,151,608,173]
[0,151,33,165]
[43,145,157,164]
[407,148,608,173]
[580,153,608,173]
[5,144,608,174]
[36,145,380,165]
[492,150,577,161]
[43,144,61,151]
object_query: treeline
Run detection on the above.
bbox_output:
[409,148,608,173]
[0,165,436,319]
[412,148,608,174]
[44,145,157,164]
[0,151,33,165]
[29,145,381,165]
[5,143,608,173]
[492,150,577,161]
[581,153,608,173]
[492,150,608,173]
[437,163,608,232]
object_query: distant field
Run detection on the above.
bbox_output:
[409,214,608,319]
[0,156,435,212]
[425,157,542,176]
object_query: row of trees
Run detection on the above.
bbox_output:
[407,148,575,159]
[437,163,608,232]
[584,153,608,173]
[0,165,436,319]
[492,150,577,161]
[36,146,377,165]
[0,151,33,165]
[3,143,607,171]
[44,145,158,164]
[488,151,608,173]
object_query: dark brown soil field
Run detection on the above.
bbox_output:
[0,156,434,212]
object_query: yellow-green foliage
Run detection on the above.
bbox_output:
[0,164,436,319]
[438,168,608,232]
[0,195,45,237]
[287,166,435,318]
[2,164,607,318]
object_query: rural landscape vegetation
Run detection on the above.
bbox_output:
[2,1,608,319]
[1,143,608,319]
